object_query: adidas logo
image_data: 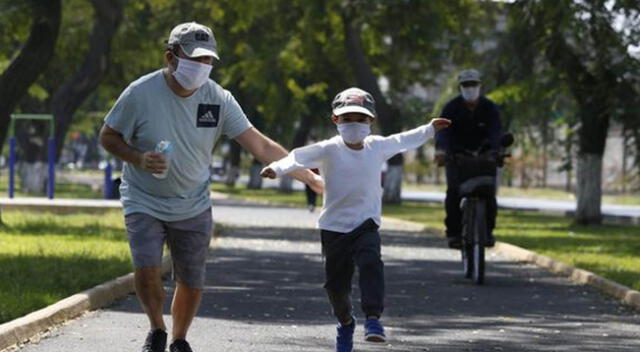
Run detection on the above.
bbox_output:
[200,111,216,120]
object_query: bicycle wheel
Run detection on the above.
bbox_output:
[462,244,473,278]
[473,199,486,285]
[461,198,474,279]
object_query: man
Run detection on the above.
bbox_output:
[99,22,322,352]
[435,68,502,249]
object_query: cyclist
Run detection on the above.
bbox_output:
[434,68,503,249]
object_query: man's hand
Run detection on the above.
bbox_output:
[434,150,446,167]
[260,167,277,179]
[138,151,167,174]
[430,118,451,131]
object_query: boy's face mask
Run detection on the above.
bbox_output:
[337,122,371,144]
[172,57,212,90]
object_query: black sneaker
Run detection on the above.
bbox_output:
[447,237,462,249]
[170,339,194,352]
[142,329,167,352]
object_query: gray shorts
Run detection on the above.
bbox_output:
[125,208,213,289]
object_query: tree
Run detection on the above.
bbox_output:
[0,0,61,154]
[516,0,640,224]
[51,0,124,157]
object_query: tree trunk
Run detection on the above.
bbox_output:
[225,140,242,187]
[545,19,609,224]
[0,0,61,153]
[247,159,263,189]
[15,119,50,193]
[415,145,425,184]
[18,161,48,194]
[541,117,548,187]
[51,0,124,157]
[565,128,573,192]
[621,126,628,193]
[278,176,294,193]
[383,163,403,203]
[279,114,314,193]
[575,153,603,225]
[341,7,403,203]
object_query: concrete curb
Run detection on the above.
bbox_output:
[0,258,172,352]
[493,241,640,310]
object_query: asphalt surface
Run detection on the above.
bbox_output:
[11,202,640,352]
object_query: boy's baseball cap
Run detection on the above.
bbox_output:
[168,22,219,60]
[458,69,482,83]
[331,87,377,118]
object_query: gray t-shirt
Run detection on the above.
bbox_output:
[104,69,251,221]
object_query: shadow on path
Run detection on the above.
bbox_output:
[103,226,640,351]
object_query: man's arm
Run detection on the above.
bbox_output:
[234,127,324,193]
[99,124,166,174]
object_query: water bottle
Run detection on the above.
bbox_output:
[152,140,173,179]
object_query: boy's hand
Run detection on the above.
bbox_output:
[260,167,277,179]
[434,150,446,167]
[430,118,451,131]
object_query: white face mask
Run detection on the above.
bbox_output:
[337,122,371,144]
[461,86,480,102]
[172,57,212,90]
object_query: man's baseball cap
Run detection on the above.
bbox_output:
[331,87,377,118]
[458,69,482,83]
[167,22,219,60]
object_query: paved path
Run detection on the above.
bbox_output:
[11,201,640,352]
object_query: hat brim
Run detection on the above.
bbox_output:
[333,106,376,118]
[181,45,220,60]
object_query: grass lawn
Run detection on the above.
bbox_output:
[0,210,131,324]
[404,183,640,206]
[213,184,640,291]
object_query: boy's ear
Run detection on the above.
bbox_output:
[331,115,339,124]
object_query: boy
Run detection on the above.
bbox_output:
[261,87,450,352]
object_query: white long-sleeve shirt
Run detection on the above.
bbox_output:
[269,123,435,233]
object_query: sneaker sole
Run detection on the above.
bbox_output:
[365,333,386,343]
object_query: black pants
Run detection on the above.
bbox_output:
[321,219,384,322]
[305,184,317,207]
[445,164,497,238]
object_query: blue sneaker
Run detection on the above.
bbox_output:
[336,317,356,352]
[364,318,386,342]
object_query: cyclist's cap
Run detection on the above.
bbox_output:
[167,22,219,60]
[331,87,376,118]
[458,69,482,83]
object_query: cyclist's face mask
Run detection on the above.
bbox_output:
[460,82,480,102]
[170,54,212,90]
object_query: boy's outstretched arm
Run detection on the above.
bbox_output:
[379,118,451,160]
[235,127,323,193]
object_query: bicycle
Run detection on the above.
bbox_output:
[452,134,513,285]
